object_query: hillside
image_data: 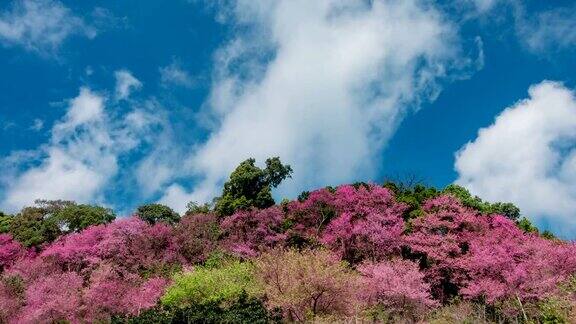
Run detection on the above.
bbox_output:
[1,159,575,323]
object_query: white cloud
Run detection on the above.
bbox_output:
[455,81,576,237]
[1,83,166,213]
[0,0,96,54]
[115,70,142,100]
[1,88,116,211]
[463,0,576,53]
[160,62,194,88]
[159,0,472,212]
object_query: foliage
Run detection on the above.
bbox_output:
[7,200,115,247]
[161,261,259,308]
[254,248,359,321]
[117,292,278,324]
[53,203,115,233]
[443,184,520,220]
[0,212,12,233]
[8,203,62,247]
[0,174,574,323]
[136,203,180,225]
[185,201,212,215]
[384,182,440,219]
[214,157,293,216]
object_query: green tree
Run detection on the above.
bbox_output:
[136,203,180,224]
[53,204,115,233]
[443,184,520,220]
[0,211,12,233]
[517,217,538,233]
[185,201,211,215]
[214,157,293,216]
[384,182,440,219]
[8,201,68,247]
[7,200,115,247]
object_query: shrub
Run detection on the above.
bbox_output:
[161,261,260,308]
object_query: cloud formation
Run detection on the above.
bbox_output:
[0,0,96,54]
[0,71,165,213]
[464,0,576,53]
[158,0,474,212]
[455,81,576,237]
[516,5,576,53]
[115,70,143,100]
[160,62,194,88]
[1,88,115,211]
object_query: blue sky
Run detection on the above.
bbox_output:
[1,0,576,237]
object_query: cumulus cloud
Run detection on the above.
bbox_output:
[115,70,142,100]
[158,0,473,212]
[160,61,194,88]
[455,81,576,237]
[0,0,96,54]
[1,71,165,212]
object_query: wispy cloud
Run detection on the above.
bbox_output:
[455,81,576,237]
[0,0,96,55]
[30,118,44,131]
[515,5,576,53]
[160,61,194,88]
[115,70,142,100]
[463,0,576,54]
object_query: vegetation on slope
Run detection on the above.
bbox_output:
[0,157,574,323]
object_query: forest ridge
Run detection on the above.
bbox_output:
[0,158,574,323]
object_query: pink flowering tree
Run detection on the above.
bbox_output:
[319,186,406,263]
[456,215,576,304]
[220,207,287,258]
[288,185,406,262]
[172,213,220,264]
[404,195,491,301]
[0,217,178,323]
[16,271,83,323]
[41,217,182,274]
[0,234,27,272]
[358,259,438,321]
[84,264,169,321]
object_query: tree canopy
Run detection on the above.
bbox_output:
[3,200,115,247]
[136,203,180,225]
[214,157,293,216]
